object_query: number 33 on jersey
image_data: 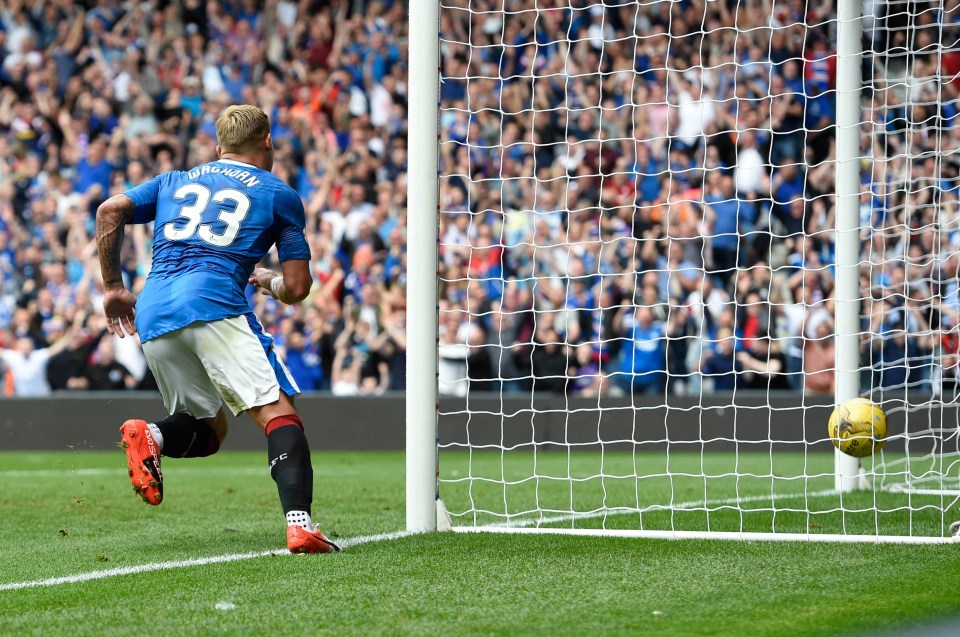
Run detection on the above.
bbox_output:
[124,158,311,343]
[165,184,250,247]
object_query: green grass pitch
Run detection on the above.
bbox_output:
[441,449,959,537]
[2,449,960,637]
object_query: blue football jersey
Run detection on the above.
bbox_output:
[125,159,310,342]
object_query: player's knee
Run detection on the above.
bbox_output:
[187,422,222,457]
[248,392,299,431]
[201,428,222,457]
[203,410,229,444]
[264,413,303,436]
[209,420,229,444]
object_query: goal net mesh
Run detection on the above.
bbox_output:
[433,0,960,539]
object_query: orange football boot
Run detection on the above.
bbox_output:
[119,419,163,505]
[286,526,341,554]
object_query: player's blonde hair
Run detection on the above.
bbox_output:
[216,105,270,154]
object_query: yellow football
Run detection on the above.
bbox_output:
[828,398,888,458]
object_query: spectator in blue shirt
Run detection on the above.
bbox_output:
[772,160,806,223]
[804,82,836,160]
[781,59,805,94]
[615,306,666,395]
[73,138,112,202]
[705,174,754,274]
[363,31,401,84]
[701,327,738,391]
[284,330,324,392]
[180,77,204,119]
[872,318,912,391]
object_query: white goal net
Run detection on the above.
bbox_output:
[420,0,960,542]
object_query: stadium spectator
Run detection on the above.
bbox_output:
[530,320,569,394]
[83,337,137,391]
[736,333,791,391]
[282,328,324,392]
[438,305,469,397]
[47,324,102,390]
[614,306,666,395]
[700,327,738,392]
[484,298,531,394]
[331,345,362,397]
[568,343,602,396]
[870,305,912,391]
[802,310,836,395]
[0,325,73,396]
[704,174,755,274]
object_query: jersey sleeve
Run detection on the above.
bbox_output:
[274,187,312,262]
[124,177,163,224]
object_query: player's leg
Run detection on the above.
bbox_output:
[191,315,339,553]
[246,394,338,553]
[149,408,228,458]
[122,331,225,505]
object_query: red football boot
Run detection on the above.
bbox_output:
[286,526,341,554]
[119,419,163,506]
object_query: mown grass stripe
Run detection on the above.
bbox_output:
[496,489,839,528]
[0,489,847,591]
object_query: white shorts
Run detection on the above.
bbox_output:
[142,314,300,418]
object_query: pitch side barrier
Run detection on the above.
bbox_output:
[0,392,940,452]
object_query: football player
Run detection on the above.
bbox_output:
[96,105,338,554]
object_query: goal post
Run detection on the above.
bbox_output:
[407,0,960,542]
[834,0,865,493]
[406,0,441,532]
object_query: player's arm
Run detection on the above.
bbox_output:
[250,261,312,305]
[249,187,313,305]
[96,194,138,337]
[96,177,160,337]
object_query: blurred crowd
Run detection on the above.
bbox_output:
[0,0,957,399]
[435,0,960,400]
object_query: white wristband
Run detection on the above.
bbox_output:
[270,276,284,299]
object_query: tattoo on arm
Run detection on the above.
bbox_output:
[96,195,135,290]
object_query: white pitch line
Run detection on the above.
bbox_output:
[0,487,915,591]
[0,530,414,593]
